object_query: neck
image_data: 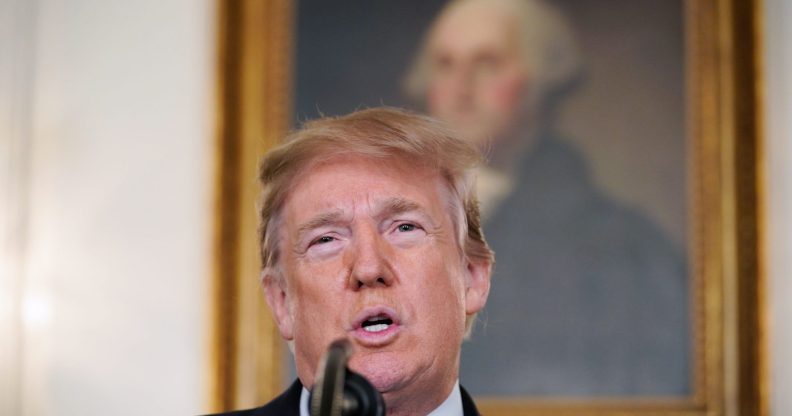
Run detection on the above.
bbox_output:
[383,377,457,416]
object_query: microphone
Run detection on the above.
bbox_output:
[309,339,385,416]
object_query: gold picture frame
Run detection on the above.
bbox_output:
[208,0,767,414]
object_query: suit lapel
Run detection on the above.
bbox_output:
[460,385,480,416]
[263,380,480,416]
[253,379,302,415]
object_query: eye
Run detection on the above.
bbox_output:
[313,235,335,245]
[387,221,426,246]
[474,52,502,75]
[432,54,454,73]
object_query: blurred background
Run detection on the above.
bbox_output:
[0,0,790,414]
[294,0,690,397]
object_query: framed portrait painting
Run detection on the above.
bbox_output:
[209,0,766,414]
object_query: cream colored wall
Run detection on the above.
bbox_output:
[0,1,36,414]
[1,0,215,414]
[764,0,792,414]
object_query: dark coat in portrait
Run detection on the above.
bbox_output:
[460,135,690,396]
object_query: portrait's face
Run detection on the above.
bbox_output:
[264,155,490,408]
[426,3,530,147]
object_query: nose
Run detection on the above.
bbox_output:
[347,225,394,290]
[448,65,474,105]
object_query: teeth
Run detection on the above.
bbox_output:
[363,323,389,333]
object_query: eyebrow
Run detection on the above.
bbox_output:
[296,210,346,240]
[294,197,435,241]
[374,197,425,220]
[374,197,440,231]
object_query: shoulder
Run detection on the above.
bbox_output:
[202,380,303,416]
[207,381,479,416]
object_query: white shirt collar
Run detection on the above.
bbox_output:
[299,380,463,416]
[427,380,463,416]
[299,385,310,416]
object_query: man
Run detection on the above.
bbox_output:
[215,107,492,415]
[405,0,689,395]
[404,0,581,218]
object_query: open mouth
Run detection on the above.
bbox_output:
[351,307,401,344]
[361,315,394,333]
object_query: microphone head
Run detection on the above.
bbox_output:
[310,339,351,416]
[341,369,385,416]
[309,339,385,416]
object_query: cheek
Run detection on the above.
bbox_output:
[291,274,343,331]
[427,82,453,115]
[415,257,467,320]
[480,73,529,114]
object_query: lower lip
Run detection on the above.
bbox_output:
[351,323,401,347]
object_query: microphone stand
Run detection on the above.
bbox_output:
[309,339,386,416]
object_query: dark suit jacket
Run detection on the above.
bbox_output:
[207,380,480,416]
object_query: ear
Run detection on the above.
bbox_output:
[261,268,294,341]
[464,258,491,315]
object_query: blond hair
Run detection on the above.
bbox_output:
[258,107,494,332]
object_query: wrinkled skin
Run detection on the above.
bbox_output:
[263,156,491,416]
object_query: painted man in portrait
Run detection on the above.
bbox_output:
[405,0,690,396]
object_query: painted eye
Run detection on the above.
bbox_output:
[432,54,454,72]
[397,223,416,232]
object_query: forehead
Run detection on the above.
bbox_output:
[281,155,450,224]
[429,2,521,56]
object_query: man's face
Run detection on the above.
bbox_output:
[264,155,489,409]
[426,3,530,147]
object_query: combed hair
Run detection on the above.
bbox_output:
[257,107,494,332]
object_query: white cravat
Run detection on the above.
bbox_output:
[299,380,463,416]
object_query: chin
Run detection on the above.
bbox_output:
[348,352,409,393]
